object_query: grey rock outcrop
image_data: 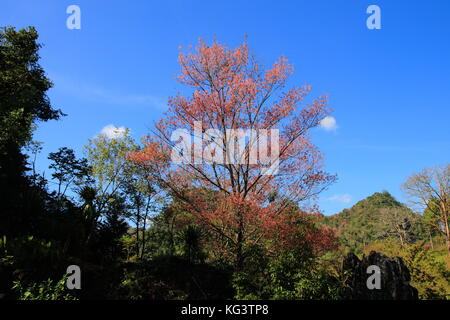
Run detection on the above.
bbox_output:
[343,251,419,300]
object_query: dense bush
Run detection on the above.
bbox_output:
[232,245,344,300]
[365,239,449,299]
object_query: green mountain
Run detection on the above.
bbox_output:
[323,191,417,253]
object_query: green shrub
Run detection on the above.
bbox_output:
[233,246,344,300]
[12,276,77,300]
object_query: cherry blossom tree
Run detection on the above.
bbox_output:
[130,39,337,268]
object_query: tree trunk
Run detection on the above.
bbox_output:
[429,231,434,249]
[136,214,140,258]
[235,210,244,271]
[443,223,450,253]
[439,203,450,254]
[236,231,243,271]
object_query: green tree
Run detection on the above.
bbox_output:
[122,161,158,259]
[84,130,160,259]
[402,165,450,253]
[84,128,136,211]
[0,26,62,153]
[0,26,63,236]
[83,129,136,243]
[323,191,410,253]
[48,147,91,205]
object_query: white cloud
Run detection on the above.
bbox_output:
[320,116,338,131]
[327,193,352,204]
[100,124,127,139]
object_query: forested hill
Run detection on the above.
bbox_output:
[322,191,421,253]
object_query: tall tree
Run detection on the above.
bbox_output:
[0,26,62,235]
[48,147,90,202]
[84,129,160,257]
[122,163,157,259]
[0,26,62,153]
[82,129,136,244]
[131,39,336,269]
[402,165,450,253]
[84,128,135,216]
[376,207,418,246]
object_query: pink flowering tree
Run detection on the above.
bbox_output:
[130,40,337,268]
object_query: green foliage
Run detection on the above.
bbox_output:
[12,276,77,300]
[142,205,182,258]
[175,225,206,264]
[365,239,449,299]
[232,246,344,300]
[423,198,445,236]
[96,210,129,262]
[118,256,233,300]
[0,26,63,238]
[0,26,62,153]
[1,235,59,265]
[322,191,449,300]
[323,191,423,253]
[0,26,447,301]
[84,128,136,194]
[48,147,91,199]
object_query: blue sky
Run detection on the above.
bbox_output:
[1,0,449,215]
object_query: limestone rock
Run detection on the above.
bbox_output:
[343,251,418,300]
